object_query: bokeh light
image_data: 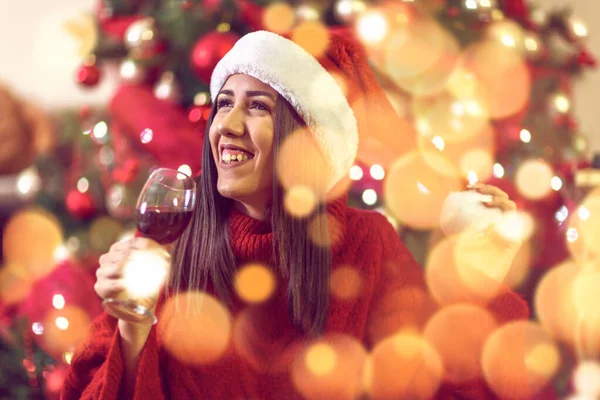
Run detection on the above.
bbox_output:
[277,129,329,198]
[234,263,276,304]
[285,185,317,218]
[493,210,535,243]
[0,264,33,305]
[349,165,363,181]
[424,304,497,383]
[291,21,330,58]
[426,236,499,304]
[362,189,378,206]
[574,361,600,397]
[482,321,560,400]
[3,209,63,279]
[454,229,523,299]
[567,190,600,262]
[535,260,584,346]
[515,159,554,200]
[487,20,525,51]
[572,267,600,318]
[262,3,295,34]
[292,334,367,400]
[88,216,124,253]
[308,213,344,249]
[52,294,65,310]
[369,164,385,180]
[384,151,463,230]
[158,292,231,366]
[367,285,438,345]
[368,333,444,400]
[384,17,449,82]
[461,40,530,119]
[419,122,495,181]
[330,266,362,300]
[413,93,489,143]
[391,29,460,97]
[43,305,91,357]
[122,249,170,299]
[356,11,388,44]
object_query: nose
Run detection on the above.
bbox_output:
[216,107,245,137]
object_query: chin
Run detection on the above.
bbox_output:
[217,181,251,201]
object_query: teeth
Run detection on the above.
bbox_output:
[222,151,249,164]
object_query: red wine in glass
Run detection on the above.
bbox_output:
[136,207,194,245]
[102,168,196,325]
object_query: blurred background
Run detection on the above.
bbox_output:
[1,0,600,399]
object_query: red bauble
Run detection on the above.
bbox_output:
[75,63,101,87]
[190,32,240,83]
[188,104,212,124]
[576,50,598,68]
[66,190,96,220]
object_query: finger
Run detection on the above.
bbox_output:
[484,197,517,212]
[473,183,509,199]
[110,239,133,252]
[99,249,130,265]
[130,237,163,250]
[96,263,124,280]
[95,279,127,300]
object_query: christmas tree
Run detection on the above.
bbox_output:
[1,0,599,398]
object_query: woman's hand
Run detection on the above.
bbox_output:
[470,183,516,212]
[96,237,169,321]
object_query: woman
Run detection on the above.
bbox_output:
[62,30,527,400]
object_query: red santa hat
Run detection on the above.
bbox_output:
[210,28,416,191]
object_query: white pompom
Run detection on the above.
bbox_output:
[440,190,503,236]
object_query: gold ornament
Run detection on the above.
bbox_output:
[333,0,367,24]
[124,17,159,51]
[153,71,182,103]
[296,3,322,22]
[63,13,98,58]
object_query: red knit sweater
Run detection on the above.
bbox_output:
[61,197,532,400]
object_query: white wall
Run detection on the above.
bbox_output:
[0,0,118,110]
[0,0,598,151]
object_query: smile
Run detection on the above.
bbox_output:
[219,144,255,167]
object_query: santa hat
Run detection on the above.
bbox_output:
[210,29,415,191]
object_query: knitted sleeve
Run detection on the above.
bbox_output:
[60,312,166,400]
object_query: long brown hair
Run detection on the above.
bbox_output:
[170,95,331,337]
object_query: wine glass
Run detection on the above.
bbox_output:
[102,168,196,324]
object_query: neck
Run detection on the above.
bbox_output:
[233,199,269,220]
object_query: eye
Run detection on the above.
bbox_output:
[251,101,271,112]
[217,98,233,110]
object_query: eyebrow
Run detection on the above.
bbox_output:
[217,89,276,102]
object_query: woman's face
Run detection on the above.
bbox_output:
[209,74,278,217]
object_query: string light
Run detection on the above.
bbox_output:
[92,121,108,140]
[52,294,65,310]
[566,227,579,243]
[356,12,387,44]
[493,163,505,178]
[432,136,445,151]
[55,317,69,331]
[520,129,531,143]
[77,177,90,193]
[578,206,591,221]
[140,128,153,144]
[362,189,378,205]
[550,176,563,191]
[370,164,385,180]
[31,322,44,336]
[555,206,569,223]
[177,164,192,179]
[349,165,363,181]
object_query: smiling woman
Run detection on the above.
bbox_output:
[62,29,529,400]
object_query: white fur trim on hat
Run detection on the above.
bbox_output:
[210,30,358,192]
